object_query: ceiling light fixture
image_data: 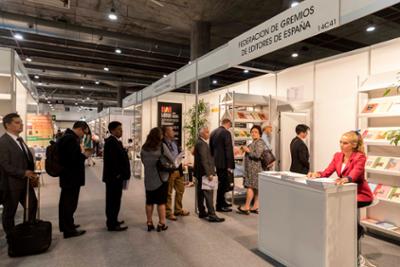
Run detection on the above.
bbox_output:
[366,25,376,32]
[291,1,300,8]
[80,86,84,89]
[34,75,39,79]
[163,74,167,78]
[95,81,100,85]
[243,69,249,74]
[47,101,51,104]
[104,67,109,71]
[115,48,122,54]
[291,53,299,58]
[26,57,32,62]
[38,82,43,86]
[212,80,218,85]
[13,33,24,40]
[150,0,165,7]
[86,97,90,100]
[75,102,78,105]
[108,8,118,21]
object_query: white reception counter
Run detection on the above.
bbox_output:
[258,171,357,267]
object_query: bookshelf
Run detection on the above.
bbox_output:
[358,70,400,241]
[219,92,272,204]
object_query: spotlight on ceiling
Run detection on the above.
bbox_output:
[291,1,300,8]
[366,25,376,32]
[75,102,78,105]
[163,74,167,78]
[38,82,43,86]
[26,57,32,62]
[34,75,39,79]
[80,86,84,89]
[86,97,90,100]
[13,33,24,40]
[291,53,299,58]
[243,69,249,74]
[104,67,110,71]
[95,81,100,85]
[212,80,218,85]
[115,48,122,54]
[108,8,118,20]
[47,101,51,104]
[150,0,165,7]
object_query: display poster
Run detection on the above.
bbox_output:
[26,114,54,148]
[229,0,339,66]
[158,102,182,148]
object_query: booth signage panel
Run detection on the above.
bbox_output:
[153,74,176,97]
[176,63,197,88]
[197,44,230,80]
[340,0,400,24]
[157,102,182,148]
[123,92,136,108]
[228,0,340,67]
[142,85,154,101]
[26,114,54,147]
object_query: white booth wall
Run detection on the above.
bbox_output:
[198,37,400,171]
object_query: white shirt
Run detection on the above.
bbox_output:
[341,163,346,173]
[200,137,209,145]
[6,131,24,151]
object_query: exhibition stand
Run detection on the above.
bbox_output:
[258,171,357,267]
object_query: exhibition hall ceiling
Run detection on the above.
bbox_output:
[0,0,399,107]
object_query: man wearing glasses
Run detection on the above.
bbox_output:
[57,121,90,238]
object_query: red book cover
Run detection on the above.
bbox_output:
[374,184,392,199]
[385,158,400,172]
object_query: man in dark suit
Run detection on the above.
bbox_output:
[290,124,310,174]
[194,127,224,222]
[103,121,130,231]
[0,113,38,237]
[58,121,89,238]
[209,118,235,212]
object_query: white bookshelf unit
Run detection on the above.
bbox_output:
[219,92,272,204]
[358,70,400,241]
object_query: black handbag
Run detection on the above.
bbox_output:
[261,149,276,171]
[156,145,176,172]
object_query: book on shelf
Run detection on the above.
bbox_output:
[374,184,392,199]
[385,158,400,172]
[375,102,393,113]
[392,227,400,234]
[258,112,268,120]
[234,146,245,158]
[234,129,251,138]
[388,187,400,202]
[372,157,390,169]
[362,103,378,113]
[362,218,378,224]
[365,156,378,168]
[388,101,400,113]
[376,221,397,230]
[372,130,386,140]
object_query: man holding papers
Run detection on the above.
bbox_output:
[194,127,225,223]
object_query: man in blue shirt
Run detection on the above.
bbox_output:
[261,122,273,150]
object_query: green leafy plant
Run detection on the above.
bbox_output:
[184,100,209,150]
[384,130,400,146]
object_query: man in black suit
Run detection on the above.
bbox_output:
[209,118,235,212]
[194,127,224,222]
[58,121,89,238]
[103,121,130,231]
[0,113,38,237]
[290,124,310,174]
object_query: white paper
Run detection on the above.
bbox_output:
[201,175,218,190]
[174,151,185,168]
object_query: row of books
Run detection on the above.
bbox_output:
[233,129,251,138]
[234,111,268,121]
[369,183,400,202]
[362,129,389,140]
[365,156,400,171]
[362,218,400,232]
[362,100,400,114]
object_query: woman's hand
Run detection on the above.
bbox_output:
[241,146,250,153]
[307,172,321,179]
[335,177,349,185]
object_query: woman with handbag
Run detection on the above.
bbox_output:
[237,125,266,215]
[140,127,174,232]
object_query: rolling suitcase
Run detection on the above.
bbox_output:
[7,177,52,257]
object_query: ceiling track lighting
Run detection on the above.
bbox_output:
[108,8,118,21]
[291,53,299,58]
[366,25,376,32]
[115,48,122,54]
[104,67,110,71]
[26,57,32,62]
[13,33,24,40]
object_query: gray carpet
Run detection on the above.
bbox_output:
[0,160,399,267]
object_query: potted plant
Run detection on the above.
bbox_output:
[184,100,209,153]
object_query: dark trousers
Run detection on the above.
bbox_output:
[59,186,81,233]
[358,201,372,240]
[105,180,123,228]
[216,168,230,208]
[196,177,215,216]
[2,186,37,235]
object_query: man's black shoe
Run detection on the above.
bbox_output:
[208,215,225,223]
[64,230,86,239]
[117,220,125,225]
[198,213,208,219]
[216,207,232,212]
[73,224,80,229]
[108,225,128,232]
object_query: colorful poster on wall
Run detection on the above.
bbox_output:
[26,114,54,148]
[158,102,182,148]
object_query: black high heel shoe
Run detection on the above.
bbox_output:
[147,223,155,232]
[157,223,168,232]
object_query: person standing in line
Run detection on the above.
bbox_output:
[290,124,310,174]
[209,118,235,212]
[237,125,265,215]
[162,126,190,221]
[0,113,38,238]
[194,127,225,223]
[261,122,273,151]
[58,121,89,239]
[102,121,130,231]
[141,127,173,232]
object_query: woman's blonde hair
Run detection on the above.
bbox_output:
[342,131,365,154]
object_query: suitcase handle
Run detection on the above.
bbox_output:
[24,174,41,222]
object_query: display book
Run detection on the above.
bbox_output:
[132,104,142,179]
[219,92,271,203]
[358,71,400,239]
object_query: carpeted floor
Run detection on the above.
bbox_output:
[0,159,399,267]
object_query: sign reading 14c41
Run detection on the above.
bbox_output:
[318,18,337,32]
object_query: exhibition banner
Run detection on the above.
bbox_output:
[26,114,54,148]
[228,0,339,66]
[157,102,182,148]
